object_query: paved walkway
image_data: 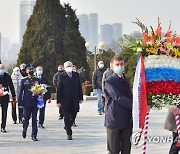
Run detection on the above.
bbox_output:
[0,100,172,154]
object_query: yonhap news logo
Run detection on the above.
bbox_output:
[131,131,175,148]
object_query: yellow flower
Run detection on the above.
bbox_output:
[174,48,180,57]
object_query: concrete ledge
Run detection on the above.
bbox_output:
[83,95,97,101]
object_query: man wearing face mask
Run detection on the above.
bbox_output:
[57,61,83,140]
[53,65,64,120]
[18,64,41,141]
[92,60,106,115]
[20,63,27,77]
[104,55,132,154]
[11,67,23,124]
[0,64,16,133]
[35,66,51,128]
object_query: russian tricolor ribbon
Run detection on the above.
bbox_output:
[133,54,148,130]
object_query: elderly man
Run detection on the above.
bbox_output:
[35,66,51,128]
[0,64,16,132]
[57,61,83,140]
[92,60,106,115]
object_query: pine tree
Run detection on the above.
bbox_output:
[63,4,89,71]
[17,1,90,84]
[17,0,66,85]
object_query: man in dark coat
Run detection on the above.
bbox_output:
[104,55,133,154]
[20,63,27,77]
[53,65,64,119]
[35,66,51,128]
[57,61,83,140]
[0,64,16,133]
[18,64,40,141]
[164,106,180,153]
[92,60,106,115]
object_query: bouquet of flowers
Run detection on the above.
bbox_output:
[0,84,8,97]
[131,19,180,151]
[29,82,49,108]
[130,18,180,110]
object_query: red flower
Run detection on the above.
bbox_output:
[143,32,149,45]
[155,24,162,37]
[146,81,180,96]
[165,30,172,38]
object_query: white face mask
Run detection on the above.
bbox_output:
[99,64,104,68]
[65,67,73,73]
[14,71,20,76]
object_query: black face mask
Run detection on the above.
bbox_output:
[21,69,25,72]
[29,71,34,76]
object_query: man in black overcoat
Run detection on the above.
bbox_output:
[57,61,83,140]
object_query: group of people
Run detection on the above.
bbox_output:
[0,55,179,154]
[0,61,85,142]
[93,55,180,154]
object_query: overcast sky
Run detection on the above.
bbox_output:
[0,0,180,43]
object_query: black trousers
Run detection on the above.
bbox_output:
[63,111,77,135]
[11,102,23,123]
[169,132,180,154]
[0,102,8,129]
[107,127,132,154]
[59,107,64,118]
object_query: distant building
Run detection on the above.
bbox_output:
[100,24,113,45]
[100,23,122,45]
[78,14,89,42]
[88,13,98,50]
[78,13,98,50]
[112,23,122,42]
[1,37,19,65]
[19,0,36,46]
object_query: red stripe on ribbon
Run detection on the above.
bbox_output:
[140,55,148,129]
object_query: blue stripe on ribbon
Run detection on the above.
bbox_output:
[145,67,180,82]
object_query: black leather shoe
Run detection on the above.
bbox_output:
[67,135,72,140]
[64,126,66,130]
[22,131,26,138]
[19,120,23,124]
[1,128,7,133]
[38,124,45,129]
[59,116,63,120]
[73,122,77,127]
[14,121,17,124]
[32,137,38,141]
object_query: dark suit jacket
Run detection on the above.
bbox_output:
[57,71,83,113]
[18,76,40,107]
[0,73,16,103]
[104,73,133,129]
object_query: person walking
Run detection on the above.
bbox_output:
[18,64,40,141]
[104,55,133,154]
[53,65,64,120]
[11,67,23,124]
[19,63,27,77]
[35,66,51,128]
[57,61,83,140]
[0,64,16,133]
[164,106,180,154]
[92,60,106,115]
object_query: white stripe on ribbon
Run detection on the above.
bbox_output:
[133,56,142,130]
